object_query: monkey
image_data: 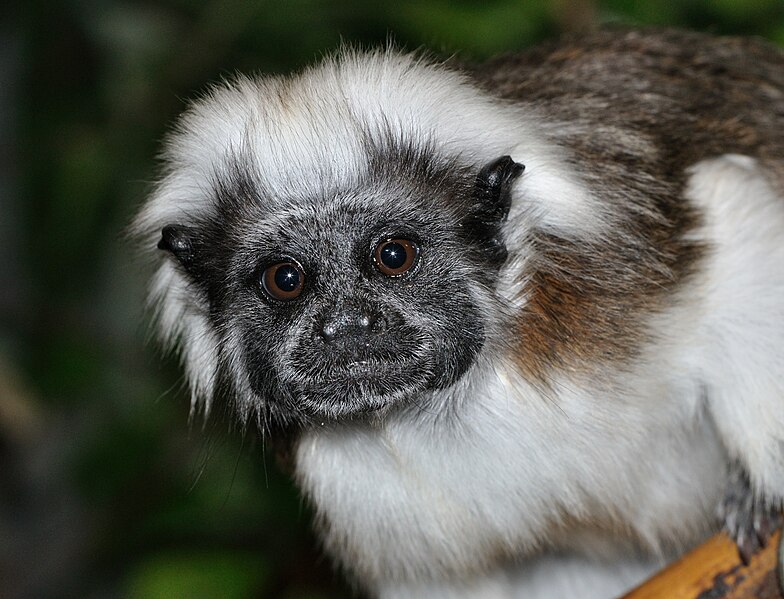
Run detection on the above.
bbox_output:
[135,28,784,598]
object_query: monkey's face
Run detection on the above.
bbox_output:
[227,197,482,422]
[155,145,523,427]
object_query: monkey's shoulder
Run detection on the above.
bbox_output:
[468,28,784,188]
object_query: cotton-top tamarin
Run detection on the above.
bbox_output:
[135,28,784,598]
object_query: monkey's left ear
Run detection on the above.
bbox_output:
[463,156,525,265]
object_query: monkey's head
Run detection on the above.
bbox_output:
[136,51,525,428]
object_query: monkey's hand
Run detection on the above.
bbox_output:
[718,462,783,565]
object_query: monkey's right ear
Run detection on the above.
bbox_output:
[463,155,525,265]
[473,156,525,224]
[158,225,200,272]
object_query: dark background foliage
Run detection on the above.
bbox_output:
[1,1,782,597]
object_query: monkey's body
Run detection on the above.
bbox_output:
[137,30,784,598]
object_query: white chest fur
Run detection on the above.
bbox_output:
[295,357,725,594]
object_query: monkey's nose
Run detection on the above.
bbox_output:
[318,310,381,343]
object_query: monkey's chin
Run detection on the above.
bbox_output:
[286,361,434,422]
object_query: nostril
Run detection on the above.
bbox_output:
[358,313,375,332]
[319,321,338,342]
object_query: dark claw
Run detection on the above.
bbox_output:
[718,462,782,565]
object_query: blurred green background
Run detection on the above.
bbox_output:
[1,1,783,598]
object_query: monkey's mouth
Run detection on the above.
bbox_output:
[282,353,434,420]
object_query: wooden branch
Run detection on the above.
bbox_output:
[622,530,783,599]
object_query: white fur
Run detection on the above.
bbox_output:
[295,358,723,596]
[685,155,784,497]
[379,553,665,599]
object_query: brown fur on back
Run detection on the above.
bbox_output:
[472,29,784,379]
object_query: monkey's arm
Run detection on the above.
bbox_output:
[685,154,784,560]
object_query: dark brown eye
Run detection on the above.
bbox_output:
[261,261,305,300]
[374,239,419,276]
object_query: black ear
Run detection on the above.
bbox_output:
[463,156,525,265]
[474,156,525,222]
[158,225,199,272]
